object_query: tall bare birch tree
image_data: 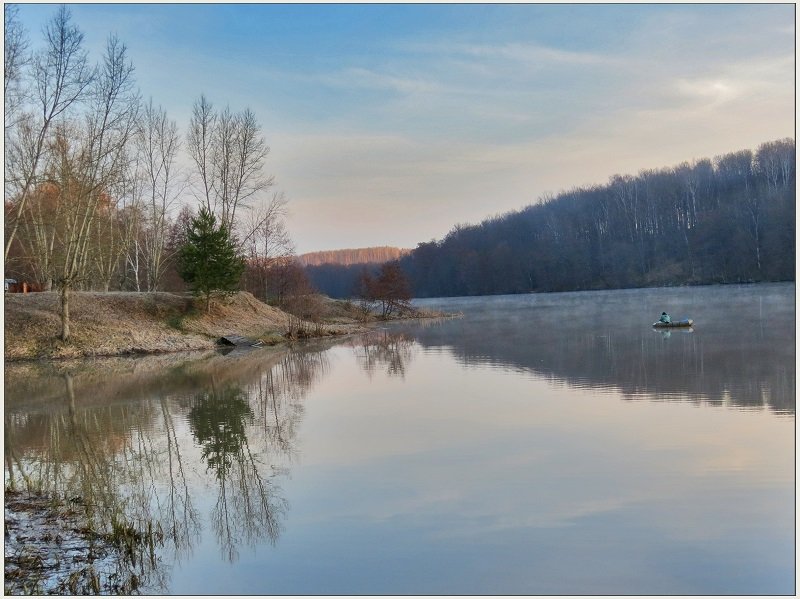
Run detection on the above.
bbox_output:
[119,149,147,291]
[187,96,274,234]
[4,6,93,262]
[137,100,183,291]
[187,94,217,215]
[223,107,274,231]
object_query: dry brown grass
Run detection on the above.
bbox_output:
[4,291,357,361]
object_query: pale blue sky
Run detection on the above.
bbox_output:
[12,3,795,253]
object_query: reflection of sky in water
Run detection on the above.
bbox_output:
[4,284,794,594]
[169,342,793,595]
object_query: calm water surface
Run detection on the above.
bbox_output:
[4,283,795,594]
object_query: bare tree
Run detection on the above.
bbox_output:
[17,177,61,290]
[214,105,237,228]
[755,138,795,191]
[224,107,274,230]
[4,6,93,261]
[186,96,274,234]
[357,261,412,318]
[4,5,29,132]
[715,149,754,193]
[91,152,142,291]
[54,35,139,340]
[241,191,293,300]
[117,148,149,291]
[743,195,763,273]
[186,94,217,214]
[137,99,183,291]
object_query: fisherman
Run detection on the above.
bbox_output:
[659,311,671,324]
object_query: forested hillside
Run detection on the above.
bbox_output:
[397,139,794,297]
[305,139,794,299]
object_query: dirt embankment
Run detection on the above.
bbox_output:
[4,291,361,361]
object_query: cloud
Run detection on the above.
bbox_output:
[408,39,624,68]
[318,67,449,97]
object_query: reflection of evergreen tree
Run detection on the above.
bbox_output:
[187,379,287,561]
[189,384,253,479]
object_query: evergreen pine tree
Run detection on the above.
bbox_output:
[179,208,245,313]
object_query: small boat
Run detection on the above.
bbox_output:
[652,318,693,328]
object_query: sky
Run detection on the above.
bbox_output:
[12,3,796,254]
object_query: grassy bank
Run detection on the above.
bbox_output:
[3,291,362,361]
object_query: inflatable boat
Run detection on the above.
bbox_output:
[652,318,693,328]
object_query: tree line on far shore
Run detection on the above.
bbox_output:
[306,138,795,299]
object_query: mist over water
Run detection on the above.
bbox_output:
[406,282,795,413]
[4,283,794,594]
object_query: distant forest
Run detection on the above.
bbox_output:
[299,246,410,267]
[307,139,795,299]
[303,248,411,297]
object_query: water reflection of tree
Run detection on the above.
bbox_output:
[158,396,200,559]
[178,347,331,562]
[188,380,286,561]
[254,350,328,455]
[68,375,203,591]
[350,331,417,379]
[4,345,335,590]
[194,348,330,561]
[4,373,200,593]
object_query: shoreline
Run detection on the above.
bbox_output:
[3,290,453,363]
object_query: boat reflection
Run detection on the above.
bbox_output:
[654,327,694,338]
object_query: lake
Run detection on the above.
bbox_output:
[4,283,795,595]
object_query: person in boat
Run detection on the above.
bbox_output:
[659,312,671,324]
